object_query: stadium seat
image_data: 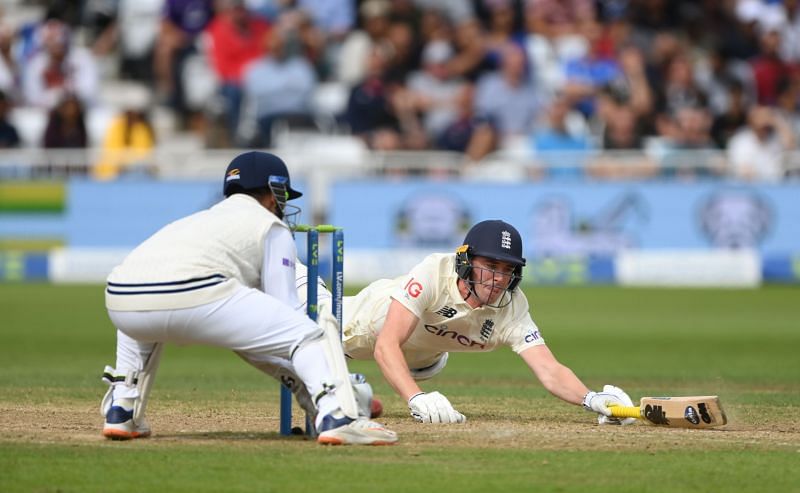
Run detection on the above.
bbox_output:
[86,105,117,147]
[9,106,48,147]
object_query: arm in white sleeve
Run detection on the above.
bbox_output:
[294,260,333,314]
[261,225,303,311]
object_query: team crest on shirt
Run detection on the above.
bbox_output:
[479,319,494,341]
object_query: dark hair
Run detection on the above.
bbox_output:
[224,184,271,200]
[123,110,155,147]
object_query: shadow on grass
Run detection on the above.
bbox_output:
[153,429,312,441]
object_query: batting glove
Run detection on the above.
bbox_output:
[596,384,637,426]
[408,391,466,424]
[582,388,624,417]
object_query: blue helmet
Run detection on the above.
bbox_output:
[223,151,302,225]
[455,220,526,296]
[223,151,302,199]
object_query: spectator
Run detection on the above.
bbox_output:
[154,0,214,118]
[780,0,800,63]
[728,105,795,181]
[601,102,644,150]
[448,17,489,82]
[337,0,392,87]
[775,78,800,141]
[750,21,792,106]
[297,0,354,42]
[384,19,420,84]
[436,82,497,162]
[406,40,465,143]
[206,0,272,144]
[480,0,526,71]
[91,0,164,84]
[0,24,20,100]
[561,21,622,118]
[530,94,592,179]
[711,79,750,148]
[119,0,163,83]
[94,85,157,180]
[655,53,708,118]
[475,43,543,138]
[0,91,20,148]
[660,105,722,179]
[241,22,317,148]
[23,20,99,109]
[42,93,87,148]
[344,45,403,150]
[414,0,473,25]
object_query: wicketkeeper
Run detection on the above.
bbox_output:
[300,219,636,425]
[99,151,397,445]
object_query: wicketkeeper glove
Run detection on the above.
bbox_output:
[408,391,466,424]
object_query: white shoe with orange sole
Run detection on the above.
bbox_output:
[317,413,397,446]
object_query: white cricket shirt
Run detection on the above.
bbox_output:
[106,194,287,311]
[342,253,545,369]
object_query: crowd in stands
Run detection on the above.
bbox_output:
[0,0,798,181]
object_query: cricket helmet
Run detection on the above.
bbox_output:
[223,151,302,225]
[455,220,526,293]
[223,151,302,200]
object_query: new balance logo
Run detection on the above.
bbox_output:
[435,306,457,318]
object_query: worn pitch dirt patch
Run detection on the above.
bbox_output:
[2,401,797,452]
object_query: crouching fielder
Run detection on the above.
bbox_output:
[99,151,396,445]
[301,220,635,425]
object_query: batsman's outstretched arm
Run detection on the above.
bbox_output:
[375,300,466,424]
[373,300,423,401]
[520,345,590,406]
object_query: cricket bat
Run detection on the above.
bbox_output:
[608,395,727,429]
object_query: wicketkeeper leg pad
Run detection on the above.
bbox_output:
[292,317,360,420]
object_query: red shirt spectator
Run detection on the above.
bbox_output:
[206,4,271,84]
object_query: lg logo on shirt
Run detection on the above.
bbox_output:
[404,278,423,298]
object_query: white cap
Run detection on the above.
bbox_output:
[422,40,454,65]
[735,0,763,23]
[758,4,787,34]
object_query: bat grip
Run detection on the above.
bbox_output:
[607,404,642,419]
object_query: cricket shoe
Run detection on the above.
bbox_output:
[317,413,397,446]
[103,399,150,440]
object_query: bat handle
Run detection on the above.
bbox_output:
[607,404,642,419]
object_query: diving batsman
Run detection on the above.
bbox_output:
[299,219,636,424]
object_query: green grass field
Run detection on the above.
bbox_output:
[1,284,799,493]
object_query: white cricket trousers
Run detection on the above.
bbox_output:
[108,285,340,419]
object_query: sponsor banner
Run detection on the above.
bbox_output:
[330,180,800,255]
[616,250,762,287]
[0,248,790,286]
[0,182,65,213]
[0,251,48,281]
[0,179,309,248]
[526,256,615,285]
[48,248,130,283]
[762,254,800,283]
